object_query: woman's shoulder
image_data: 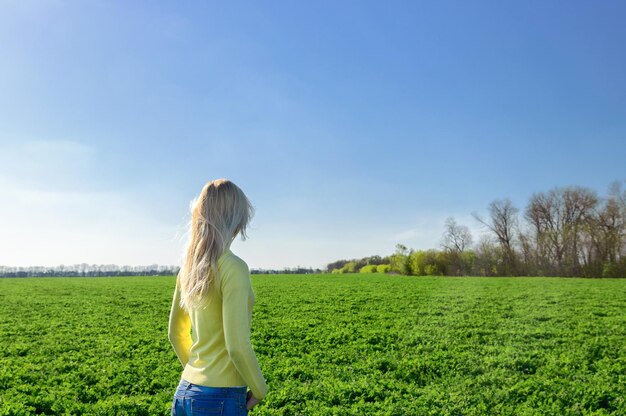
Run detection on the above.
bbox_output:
[219,248,250,277]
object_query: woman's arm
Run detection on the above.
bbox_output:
[221,259,269,400]
[168,280,192,367]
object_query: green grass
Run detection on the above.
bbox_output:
[1,274,625,415]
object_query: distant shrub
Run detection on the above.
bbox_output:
[603,259,626,278]
[359,265,377,273]
[409,250,427,276]
[331,268,344,274]
[424,264,441,276]
[377,264,391,273]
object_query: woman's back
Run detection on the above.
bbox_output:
[169,247,268,400]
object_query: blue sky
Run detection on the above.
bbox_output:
[1,1,625,269]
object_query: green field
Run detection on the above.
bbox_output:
[0,274,625,415]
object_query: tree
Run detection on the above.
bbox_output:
[409,250,427,276]
[441,217,473,275]
[341,262,357,273]
[584,181,626,277]
[390,244,412,275]
[441,217,473,254]
[326,259,349,273]
[525,187,598,276]
[472,236,502,276]
[473,199,519,275]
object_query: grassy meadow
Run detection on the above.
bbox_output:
[0,274,625,415]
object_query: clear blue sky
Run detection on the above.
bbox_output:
[1,1,624,269]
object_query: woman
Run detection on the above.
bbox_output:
[169,179,268,415]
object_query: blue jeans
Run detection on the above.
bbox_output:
[171,379,248,416]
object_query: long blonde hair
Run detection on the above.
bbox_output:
[178,179,253,310]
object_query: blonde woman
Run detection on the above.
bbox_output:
[169,179,268,415]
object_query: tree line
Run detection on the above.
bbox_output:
[328,181,626,278]
[0,264,324,278]
[0,264,179,278]
[252,267,324,275]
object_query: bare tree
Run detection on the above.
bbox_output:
[561,187,598,275]
[441,217,473,254]
[525,192,558,275]
[440,217,473,276]
[473,235,502,276]
[582,182,626,276]
[525,187,598,276]
[473,199,519,275]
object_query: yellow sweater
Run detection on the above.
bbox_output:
[168,247,268,399]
